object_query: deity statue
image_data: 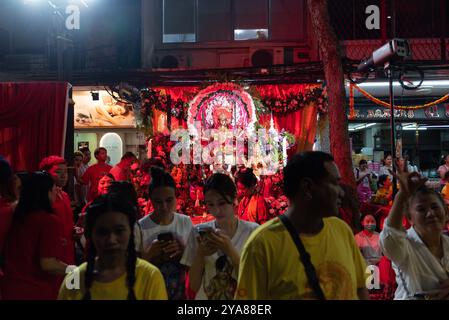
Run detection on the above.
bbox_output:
[211,105,235,167]
[213,105,233,130]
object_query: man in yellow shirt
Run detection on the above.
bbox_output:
[235,151,369,300]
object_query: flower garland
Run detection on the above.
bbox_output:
[255,86,328,115]
[139,84,328,133]
[351,83,449,110]
[140,88,190,122]
[349,83,355,119]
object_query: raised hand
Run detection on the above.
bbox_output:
[389,158,427,196]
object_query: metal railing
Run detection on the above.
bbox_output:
[329,0,448,62]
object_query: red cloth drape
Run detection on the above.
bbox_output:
[0,82,69,171]
[259,104,317,155]
[255,84,319,155]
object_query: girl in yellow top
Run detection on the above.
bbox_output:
[373,175,393,205]
[58,192,167,300]
[440,171,449,204]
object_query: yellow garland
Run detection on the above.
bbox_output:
[351,83,449,110]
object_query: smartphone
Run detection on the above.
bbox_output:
[157,232,174,242]
[196,225,214,238]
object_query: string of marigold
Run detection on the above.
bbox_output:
[349,83,355,119]
[351,83,449,110]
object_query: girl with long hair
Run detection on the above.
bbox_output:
[181,173,259,300]
[2,172,68,300]
[59,192,167,300]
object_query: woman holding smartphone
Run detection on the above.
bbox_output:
[181,173,259,300]
[136,167,193,300]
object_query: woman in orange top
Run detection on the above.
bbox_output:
[235,168,269,225]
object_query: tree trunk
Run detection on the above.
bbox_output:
[307,0,355,187]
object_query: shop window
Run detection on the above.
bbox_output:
[271,0,305,40]
[198,0,232,42]
[163,0,196,43]
[234,0,269,40]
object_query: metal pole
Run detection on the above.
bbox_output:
[387,63,398,196]
[441,0,447,62]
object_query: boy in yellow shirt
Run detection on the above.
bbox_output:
[373,175,393,206]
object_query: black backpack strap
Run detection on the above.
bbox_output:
[279,214,326,300]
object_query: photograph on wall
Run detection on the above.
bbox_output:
[73,90,136,128]
[77,141,89,150]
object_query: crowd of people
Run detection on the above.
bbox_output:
[0,147,448,300]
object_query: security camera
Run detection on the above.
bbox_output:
[357,38,410,73]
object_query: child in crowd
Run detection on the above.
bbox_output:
[373,175,393,205]
[440,171,449,204]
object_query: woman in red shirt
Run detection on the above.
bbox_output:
[0,157,21,299]
[0,158,20,256]
[1,172,69,300]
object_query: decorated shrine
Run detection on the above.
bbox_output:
[130,82,327,222]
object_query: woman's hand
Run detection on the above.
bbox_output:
[196,235,218,257]
[162,239,184,261]
[143,239,165,263]
[389,159,427,196]
[205,230,234,256]
[436,279,449,300]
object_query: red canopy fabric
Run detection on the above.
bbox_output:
[0,82,70,171]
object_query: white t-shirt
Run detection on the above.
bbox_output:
[135,212,194,300]
[380,221,449,300]
[354,168,371,188]
[354,231,382,266]
[181,219,259,300]
[379,165,393,181]
[135,213,193,252]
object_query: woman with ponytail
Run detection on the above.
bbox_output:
[58,192,167,300]
[181,173,259,300]
[136,166,193,300]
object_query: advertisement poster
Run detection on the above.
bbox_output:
[73,90,136,128]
